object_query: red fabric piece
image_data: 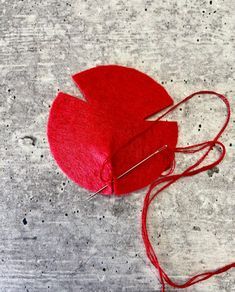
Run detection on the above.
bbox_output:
[47,65,178,195]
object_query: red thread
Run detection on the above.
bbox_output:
[141,91,235,291]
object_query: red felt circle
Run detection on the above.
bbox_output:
[47,65,178,195]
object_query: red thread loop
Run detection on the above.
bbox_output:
[142,91,235,291]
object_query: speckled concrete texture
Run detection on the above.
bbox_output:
[0,0,234,291]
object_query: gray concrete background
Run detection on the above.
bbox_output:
[0,0,234,291]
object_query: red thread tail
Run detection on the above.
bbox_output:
[141,91,234,291]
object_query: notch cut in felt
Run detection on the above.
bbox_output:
[47,65,178,195]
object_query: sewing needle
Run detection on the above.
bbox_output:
[87,144,168,201]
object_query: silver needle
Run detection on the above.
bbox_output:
[86,144,168,201]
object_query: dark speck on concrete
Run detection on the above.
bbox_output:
[22,136,36,146]
[112,203,125,217]
[65,213,68,216]
[22,236,37,240]
[23,218,27,225]
[207,166,219,177]
[193,226,201,231]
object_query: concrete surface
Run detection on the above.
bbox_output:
[0,0,234,291]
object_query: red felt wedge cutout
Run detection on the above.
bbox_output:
[47,65,178,195]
